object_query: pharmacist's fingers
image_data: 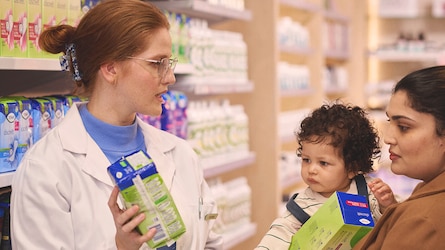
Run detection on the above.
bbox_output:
[120,210,145,233]
[140,227,157,243]
[108,186,123,217]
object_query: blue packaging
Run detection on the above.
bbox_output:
[160,93,175,135]
[0,99,19,173]
[43,96,65,128]
[8,97,32,166]
[30,98,52,145]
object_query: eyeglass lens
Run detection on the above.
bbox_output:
[159,58,177,79]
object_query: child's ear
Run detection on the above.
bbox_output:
[348,171,357,180]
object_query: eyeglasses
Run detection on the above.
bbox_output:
[127,56,178,79]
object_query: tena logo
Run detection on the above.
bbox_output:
[22,109,30,120]
[6,112,16,123]
[42,111,51,121]
[55,109,63,118]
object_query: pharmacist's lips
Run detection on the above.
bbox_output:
[155,90,168,98]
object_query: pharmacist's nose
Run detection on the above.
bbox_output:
[162,70,176,86]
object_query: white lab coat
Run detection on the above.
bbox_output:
[11,103,223,250]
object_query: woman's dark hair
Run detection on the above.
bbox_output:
[39,0,170,96]
[296,102,381,174]
[394,65,445,136]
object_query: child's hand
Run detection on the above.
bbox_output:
[368,178,398,213]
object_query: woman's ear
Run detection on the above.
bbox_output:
[99,62,117,84]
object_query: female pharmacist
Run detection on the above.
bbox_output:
[10,0,223,249]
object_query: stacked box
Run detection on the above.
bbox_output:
[0,99,19,173]
[40,0,57,58]
[43,96,64,128]
[0,0,14,56]
[27,0,42,58]
[9,0,28,57]
[30,98,52,145]
[290,191,374,250]
[7,96,32,167]
[56,0,68,25]
[68,0,82,27]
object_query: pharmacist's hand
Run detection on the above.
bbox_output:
[108,186,157,250]
[368,178,398,213]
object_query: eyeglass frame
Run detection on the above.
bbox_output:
[127,56,178,79]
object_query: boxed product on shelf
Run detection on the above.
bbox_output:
[30,98,53,145]
[56,0,68,25]
[0,0,14,57]
[0,99,19,173]
[7,96,32,167]
[107,150,186,249]
[27,0,43,57]
[289,191,374,250]
[9,0,28,57]
[68,0,83,27]
[39,0,58,59]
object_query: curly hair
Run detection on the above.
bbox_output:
[296,102,381,174]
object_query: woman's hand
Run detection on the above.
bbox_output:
[108,186,157,250]
[368,178,398,213]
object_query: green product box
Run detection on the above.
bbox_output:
[107,150,186,249]
[289,191,374,250]
[8,0,28,57]
[0,0,14,56]
[27,0,43,58]
[39,0,58,58]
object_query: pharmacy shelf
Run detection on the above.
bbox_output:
[0,172,14,188]
[368,50,444,62]
[323,10,349,22]
[281,175,303,190]
[0,57,60,71]
[150,0,252,24]
[223,223,257,250]
[279,0,319,12]
[280,45,313,56]
[280,88,313,97]
[173,77,254,95]
[325,50,349,61]
[202,151,256,179]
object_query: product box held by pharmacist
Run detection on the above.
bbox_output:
[107,150,186,249]
[289,191,374,250]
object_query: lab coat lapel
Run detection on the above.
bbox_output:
[147,145,175,191]
[137,118,176,191]
[58,103,114,187]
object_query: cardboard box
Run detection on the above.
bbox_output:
[68,0,82,27]
[10,0,28,57]
[108,150,186,249]
[27,0,42,58]
[290,191,374,250]
[40,0,57,58]
[0,0,14,56]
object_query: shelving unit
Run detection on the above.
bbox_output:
[367,0,445,84]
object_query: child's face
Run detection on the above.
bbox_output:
[300,140,355,198]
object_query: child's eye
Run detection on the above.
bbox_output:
[320,161,329,166]
[302,158,310,163]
